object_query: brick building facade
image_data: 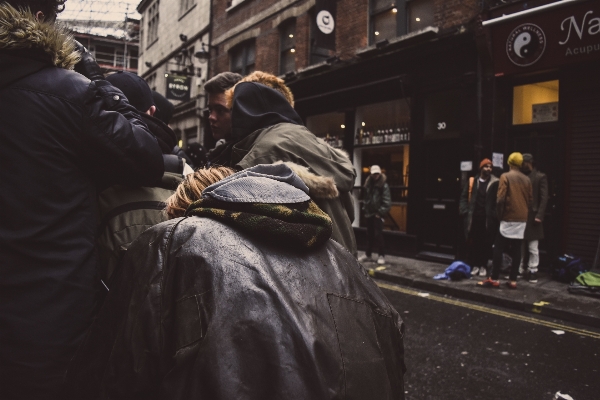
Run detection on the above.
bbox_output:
[201,0,599,265]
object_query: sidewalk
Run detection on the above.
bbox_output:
[360,252,600,329]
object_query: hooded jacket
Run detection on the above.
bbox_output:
[0,6,163,398]
[459,174,500,239]
[227,82,358,255]
[362,173,392,218]
[64,164,405,400]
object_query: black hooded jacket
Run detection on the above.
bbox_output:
[0,6,163,399]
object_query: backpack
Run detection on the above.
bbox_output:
[552,254,588,283]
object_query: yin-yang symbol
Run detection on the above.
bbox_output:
[514,32,539,58]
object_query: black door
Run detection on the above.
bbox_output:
[420,139,462,255]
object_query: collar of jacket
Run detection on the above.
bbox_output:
[185,164,332,250]
[0,5,79,87]
[141,113,177,154]
[365,173,387,188]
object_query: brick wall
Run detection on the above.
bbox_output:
[209,0,480,77]
[435,0,480,30]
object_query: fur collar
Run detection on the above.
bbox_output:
[0,4,80,69]
[276,161,339,199]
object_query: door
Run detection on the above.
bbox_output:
[420,140,462,255]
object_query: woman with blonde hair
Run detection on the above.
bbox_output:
[65,164,406,400]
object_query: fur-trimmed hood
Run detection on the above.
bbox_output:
[277,161,339,199]
[0,3,80,69]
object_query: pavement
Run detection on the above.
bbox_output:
[359,251,600,329]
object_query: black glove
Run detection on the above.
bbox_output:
[73,40,104,81]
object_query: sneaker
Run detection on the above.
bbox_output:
[471,267,480,276]
[358,254,372,262]
[506,281,517,289]
[477,278,499,288]
[377,256,386,265]
[528,272,538,283]
[478,267,487,277]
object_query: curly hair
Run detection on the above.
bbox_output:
[3,0,66,17]
[165,166,236,219]
[225,71,295,109]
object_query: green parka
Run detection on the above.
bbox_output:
[362,174,391,218]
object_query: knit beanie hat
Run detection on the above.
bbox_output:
[508,152,523,167]
[479,158,492,169]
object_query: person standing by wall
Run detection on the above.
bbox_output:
[359,165,391,265]
[478,153,532,289]
[520,153,548,283]
[459,159,499,277]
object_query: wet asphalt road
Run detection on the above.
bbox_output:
[378,282,600,400]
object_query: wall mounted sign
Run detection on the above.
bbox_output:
[532,102,559,123]
[166,75,191,102]
[315,0,336,50]
[461,161,473,171]
[492,152,504,168]
[489,0,600,75]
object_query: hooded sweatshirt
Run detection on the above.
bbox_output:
[227,82,358,255]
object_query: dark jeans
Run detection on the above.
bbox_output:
[491,233,522,281]
[366,215,385,257]
[467,214,493,268]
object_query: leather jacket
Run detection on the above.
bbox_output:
[65,165,405,399]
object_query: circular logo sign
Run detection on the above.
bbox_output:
[506,23,546,67]
[316,10,334,35]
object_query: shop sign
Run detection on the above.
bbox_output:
[166,75,191,102]
[490,0,600,75]
[532,102,559,123]
[314,0,336,50]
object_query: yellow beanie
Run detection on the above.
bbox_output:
[508,152,523,167]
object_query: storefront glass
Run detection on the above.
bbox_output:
[353,99,411,232]
[306,111,346,149]
[513,80,559,125]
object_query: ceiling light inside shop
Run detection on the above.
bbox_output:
[289,34,294,38]
[341,124,345,129]
[392,8,397,13]
[290,48,296,53]
[416,17,421,22]
[375,31,380,36]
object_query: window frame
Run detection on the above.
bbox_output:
[146,0,160,49]
[279,19,296,75]
[229,40,256,76]
[369,0,407,45]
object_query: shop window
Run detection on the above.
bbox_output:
[513,80,559,125]
[306,112,346,149]
[369,0,406,45]
[230,40,255,75]
[147,0,159,47]
[407,0,435,33]
[280,19,296,75]
[353,99,411,232]
[309,8,331,65]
